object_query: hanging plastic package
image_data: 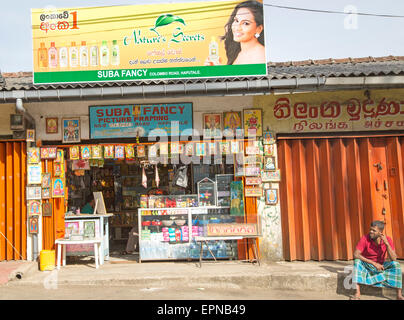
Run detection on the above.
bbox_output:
[142,165,147,189]
[155,165,160,188]
[173,165,188,188]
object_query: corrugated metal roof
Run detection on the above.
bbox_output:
[2,56,404,91]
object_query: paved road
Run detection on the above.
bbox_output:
[0,283,388,300]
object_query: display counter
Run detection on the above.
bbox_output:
[64,213,113,264]
[138,205,238,262]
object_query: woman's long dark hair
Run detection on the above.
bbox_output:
[222,0,265,65]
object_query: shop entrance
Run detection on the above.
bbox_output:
[277,135,404,261]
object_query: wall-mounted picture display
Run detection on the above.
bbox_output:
[91,145,102,159]
[223,111,242,137]
[262,170,281,182]
[42,202,52,217]
[27,147,40,164]
[26,129,35,142]
[62,118,80,143]
[104,145,114,159]
[159,143,169,155]
[54,162,64,177]
[244,155,263,165]
[137,145,146,157]
[40,147,57,159]
[245,176,262,186]
[125,145,135,159]
[42,188,51,199]
[230,140,239,154]
[29,216,39,234]
[264,144,275,156]
[195,142,206,157]
[203,113,222,139]
[41,173,51,189]
[170,142,180,154]
[234,155,244,177]
[243,109,263,137]
[244,165,261,177]
[81,146,91,159]
[266,188,278,205]
[245,185,263,197]
[65,221,80,237]
[27,186,42,200]
[230,180,244,216]
[114,145,125,159]
[28,200,41,216]
[55,149,64,163]
[27,164,42,184]
[72,160,90,170]
[46,117,58,134]
[69,146,80,160]
[263,131,276,145]
[185,143,194,156]
[148,144,158,158]
[219,141,230,155]
[52,178,65,198]
[264,156,276,171]
[208,142,217,155]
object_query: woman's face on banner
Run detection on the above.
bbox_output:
[231,8,262,43]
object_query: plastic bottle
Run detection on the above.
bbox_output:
[79,41,89,67]
[69,42,79,67]
[38,42,48,68]
[90,40,99,67]
[59,43,68,68]
[111,40,120,66]
[48,42,58,68]
[208,36,219,64]
[100,40,109,66]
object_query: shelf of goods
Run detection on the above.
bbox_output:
[138,206,238,262]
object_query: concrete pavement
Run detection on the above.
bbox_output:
[3,255,403,299]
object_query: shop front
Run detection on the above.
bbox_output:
[256,88,404,261]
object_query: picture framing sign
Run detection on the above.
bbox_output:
[31,0,267,85]
[89,103,193,139]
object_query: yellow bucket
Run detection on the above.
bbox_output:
[40,250,55,271]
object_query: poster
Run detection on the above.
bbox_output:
[29,216,39,234]
[69,146,80,160]
[62,118,80,143]
[46,117,58,134]
[91,145,103,159]
[223,111,242,137]
[104,145,114,159]
[27,164,42,184]
[41,173,51,188]
[27,186,42,200]
[203,113,222,139]
[243,109,263,137]
[52,178,65,198]
[40,147,57,159]
[230,180,244,216]
[28,200,42,216]
[27,148,40,164]
[31,0,267,84]
[265,188,278,205]
[81,146,91,159]
[89,103,193,139]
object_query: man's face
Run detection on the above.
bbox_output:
[369,226,382,240]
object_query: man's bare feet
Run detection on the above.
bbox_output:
[397,295,404,300]
[350,294,361,300]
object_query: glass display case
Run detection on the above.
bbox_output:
[215,174,233,207]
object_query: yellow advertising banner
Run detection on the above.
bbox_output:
[31,0,267,84]
[255,89,404,133]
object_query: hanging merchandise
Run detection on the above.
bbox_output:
[155,165,160,188]
[69,146,80,160]
[104,145,114,159]
[142,165,147,189]
[81,146,91,159]
[173,165,188,188]
[115,145,125,159]
[91,145,103,159]
[125,145,135,159]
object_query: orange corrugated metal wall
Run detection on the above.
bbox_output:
[278,136,404,261]
[0,141,27,261]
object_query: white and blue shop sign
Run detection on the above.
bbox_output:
[89,103,193,139]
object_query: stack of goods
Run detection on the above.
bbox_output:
[192,226,199,238]
[181,226,189,241]
[141,229,151,241]
[162,227,170,242]
[168,228,176,243]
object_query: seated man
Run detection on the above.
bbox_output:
[81,195,95,214]
[352,220,403,300]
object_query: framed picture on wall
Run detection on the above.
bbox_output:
[243,109,263,137]
[27,147,40,164]
[26,186,42,200]
[223,111,242,137]
[46,117,58,134]
[26,129,35,142]
[264,156,276,171]
[263,131,276,145]
[29,216,39,234]
[52,178,65,198]
[27,164,42,184]
[62,118,80,143]
[42,202,52,217]
[203,113,222,139]
[265,188,278,205]
[28,200,42,216]
[42,188,51,199]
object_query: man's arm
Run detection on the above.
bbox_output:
[380,234,397,261]
[353,249,384,271]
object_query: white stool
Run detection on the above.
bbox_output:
[55,238,102,269]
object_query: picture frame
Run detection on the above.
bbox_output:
[92,145,103,159]
[53,162,63,177]
[262,170,281,182]
[69,146,80,160]
[234,154,244,177]
[115,145,125,159]
[45,117,58,134]
[72,159,90,170]
[81,146,91,160]
[29,216,39,234]
[245,176,262,186]
[83,221,96,238]
[264,156,276,171]
[42,202,52,217]
[55,149,64,163]
[185,143,194,156]
[104,145,114,159]
[27,164,42,184]
[125,145,135,159]
[245,185,263,197]
[42,188,51,199]
[203,113,222,139]
[27,147,40,164]
[265,188,278,205]
[26,186,42,200]
[159,143,169,155]
[208,142,217,155]
[62,118,80,143]
[148,144,158,158]
[195,142,206,157]
[26,129,35,142]
[223,111,242,137]
[264,144,275,156]
[244,165,261,176]
[230,180,244,216]
[28,200,42,216]
[219,141,230,155]
[52,178,65,198]
[263,131,276,145]
[65,222,80,237]
[243,109,263,137]
[41,173,51,188]
[230,140,239,154]
[170,142,180,154]
[137,145,146,157]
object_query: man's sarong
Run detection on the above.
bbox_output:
[353,259,402,289]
